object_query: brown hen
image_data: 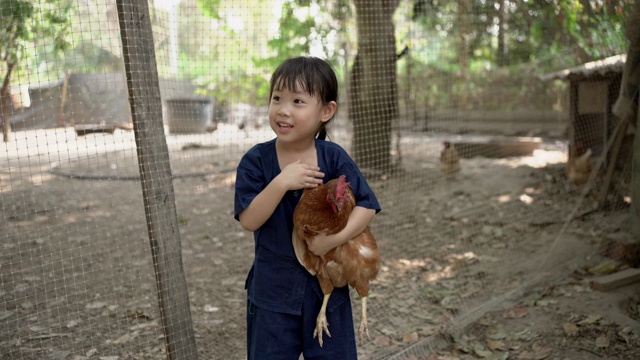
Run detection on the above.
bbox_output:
[567,142,592,186]
[440,141,461,178]
[292,175,380,347]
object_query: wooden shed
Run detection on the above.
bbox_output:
[542,54,626,161]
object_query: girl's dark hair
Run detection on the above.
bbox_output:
[269,57,338,140]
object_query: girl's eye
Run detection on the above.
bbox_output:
[294,99,304,104]
[271,96,280,102]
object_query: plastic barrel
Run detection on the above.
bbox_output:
[165,98,213,134]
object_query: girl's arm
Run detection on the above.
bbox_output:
[238,160,324,232]
[238,176,288,232]
[307,206,376,256]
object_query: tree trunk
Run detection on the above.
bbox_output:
[632,112,640,236]
[458,0,470,108]
[496,0,508,66]
[1,61,15,142]
[350,0,400,175]
[613,1,640,235]
[624,3,640,236]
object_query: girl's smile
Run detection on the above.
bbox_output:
[276,123,293,135]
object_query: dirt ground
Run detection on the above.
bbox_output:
[1,127,639,360]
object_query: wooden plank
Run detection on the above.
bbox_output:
[589,268,640,291]
[74,124,116,136]
[115,1,198,359]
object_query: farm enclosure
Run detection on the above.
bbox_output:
[1,1,639,359]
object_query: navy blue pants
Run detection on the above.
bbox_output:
[246,280,357,360]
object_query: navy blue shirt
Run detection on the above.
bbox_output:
[234,138,381,315]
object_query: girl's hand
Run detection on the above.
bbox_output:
[278,160,324,191]
[307,232,343,256]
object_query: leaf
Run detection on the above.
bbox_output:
[203,305,219,313]
[518,346,551,359]
[473,342,493,358]
[27,333,69,340]
[534,299,557,307]
[177,215,189,224]
[562,322,579,336]
[85,301,107,310]
[502,306,528,319]
[513,328,535,341]
[487,327,508,340]
[402,332,419,343]
[51,350,71,359]
[579,314,601,325]
[66,320,79,328]
[486,338,505,351]
[20,301,33,309]
[486,352,509,360]
[113,332,138,345]
[27,325,46,332]
[373,335,391,347]
[125,310,152,320]
[595,335,609,348]
[0,311,16,321]
[588,259,619,275]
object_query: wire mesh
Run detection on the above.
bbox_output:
[0,1,638,359]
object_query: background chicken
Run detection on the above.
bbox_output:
[567,141,592,186]
[440,141,461,178]
[292,175,380,347]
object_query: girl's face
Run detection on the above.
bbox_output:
[268,84,336,144]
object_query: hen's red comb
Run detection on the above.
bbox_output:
[336,175,349,198]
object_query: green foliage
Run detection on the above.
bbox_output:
[1,0,73,84]
[574,1,629,59]
[182,0,281,105]
[1,0,36,64]
[191,0,349,105]
[255,0,351,101]
[252,0,315,99]
[196,0,221,19]
[265,1,315,61]
[411,0,629,69]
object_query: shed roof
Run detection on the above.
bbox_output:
[540,54,626,82]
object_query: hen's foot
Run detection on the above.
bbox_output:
[357,317,370,343]
[357,296,370,343]
[313,313,331,347]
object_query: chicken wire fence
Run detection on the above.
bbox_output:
[1,1,638,360]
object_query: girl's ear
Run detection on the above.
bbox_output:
[321,101,337,123]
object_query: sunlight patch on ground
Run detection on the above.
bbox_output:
[497,148,567,168]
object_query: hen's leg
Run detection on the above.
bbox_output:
[314,292,332,347]
[314,276,335,347]
[357,296,369,342]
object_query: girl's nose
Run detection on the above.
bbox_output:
[278,107,289,116]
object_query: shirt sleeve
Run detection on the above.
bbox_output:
[322,141,381,213]
[234,147,267,221]
[343,162,381,213]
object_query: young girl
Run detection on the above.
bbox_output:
[234,56,380,359]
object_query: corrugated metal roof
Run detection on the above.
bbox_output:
[540,54,626,81]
